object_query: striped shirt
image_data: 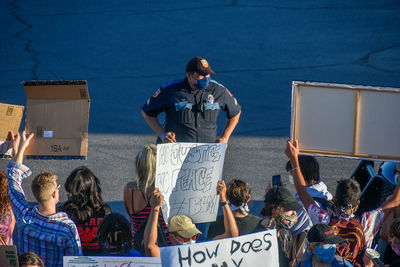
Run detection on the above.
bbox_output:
[8,162,82,267]
[308,202,385,248]
[131,205,170,241]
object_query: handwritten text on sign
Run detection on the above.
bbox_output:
[155,143,226,223]
[160,230,279,267]
[63,256,161,267]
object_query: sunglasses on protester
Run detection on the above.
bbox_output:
[172,233,199,243]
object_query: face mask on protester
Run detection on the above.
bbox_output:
[278,213,297,229]
[195,76,210,90]
[314,243,337,263]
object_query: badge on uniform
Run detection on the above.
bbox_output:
[207,94,214,104]
[152,88,161,98]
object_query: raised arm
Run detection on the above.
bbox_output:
[217,111,241,144]
[141,109,176,142]
[213,180,239,240]
[144,188,163,257]
[7,131,34,220]
[285,140,315,211]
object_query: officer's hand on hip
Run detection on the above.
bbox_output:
[162,132,176,143]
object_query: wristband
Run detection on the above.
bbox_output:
[160,132,166,140]
[291,167,298,172]
[221,200,229,206]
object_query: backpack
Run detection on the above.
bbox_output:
[329,217,366,267]
[133,213,168,256]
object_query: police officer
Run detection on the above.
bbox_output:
[141,56,241,144]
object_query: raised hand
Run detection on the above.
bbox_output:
[149,188,164,209]
[285,139,299,160]
[216,180,227,202]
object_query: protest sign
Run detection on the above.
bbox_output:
[160,229,279,267]
[155,142,226,224]
[63,256,161,267]
[291,81,400,161]
[0,245,18,267]
[0,103,24,159]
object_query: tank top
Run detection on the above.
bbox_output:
[129,190,170,244]
[0,208,13,245]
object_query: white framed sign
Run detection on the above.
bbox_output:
[291,81,400,161]
[155,142,226,223]
[160,230,279,267]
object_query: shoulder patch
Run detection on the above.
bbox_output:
[152,88,161,98]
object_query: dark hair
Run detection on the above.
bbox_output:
[260,203,286,218]
[227,179,250,207]
[286,155,320,186]
[19,252,44,267]
[0,171,11,218]
[60,166,110,223]
[97,213,132,255]
[389,217,400,240]
[335,179,361,208]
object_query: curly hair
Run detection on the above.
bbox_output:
[59,166,110,223]
[226,179,251,207]
[0,171,11,218]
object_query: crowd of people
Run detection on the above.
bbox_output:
[1,131,400,267]
[1,57,400,266]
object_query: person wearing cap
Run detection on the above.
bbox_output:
[296,224,352,267]
[258,186,302,267]
[143,180,238,257]
[141,56,241,144]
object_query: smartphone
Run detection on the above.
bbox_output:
[272,175,281,186]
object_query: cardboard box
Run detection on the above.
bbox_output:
[23,80,90,159]
[0,103,24,159]
[0,245,18,267]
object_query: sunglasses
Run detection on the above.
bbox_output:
[173,233,199,243]
[55,184,61,191]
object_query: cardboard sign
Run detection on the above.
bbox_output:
[155,143,226,224]
[63,256,161,267]
[160,230,279,267]
[291,81,400,161]
[0,103,24,159]
[23,80,90,159]
[0,245,19,267]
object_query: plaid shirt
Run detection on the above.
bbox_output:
[8,162,82,267]
[308,202,385,248]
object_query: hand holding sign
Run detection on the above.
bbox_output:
[216,180,227,202]
[285,139,299,161]
[150,188,164,210]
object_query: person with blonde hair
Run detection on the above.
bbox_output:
[0,171,15,245]
[123,144,170,248]
[7,131,81,267]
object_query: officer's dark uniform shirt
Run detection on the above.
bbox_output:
[142,78,241,143]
